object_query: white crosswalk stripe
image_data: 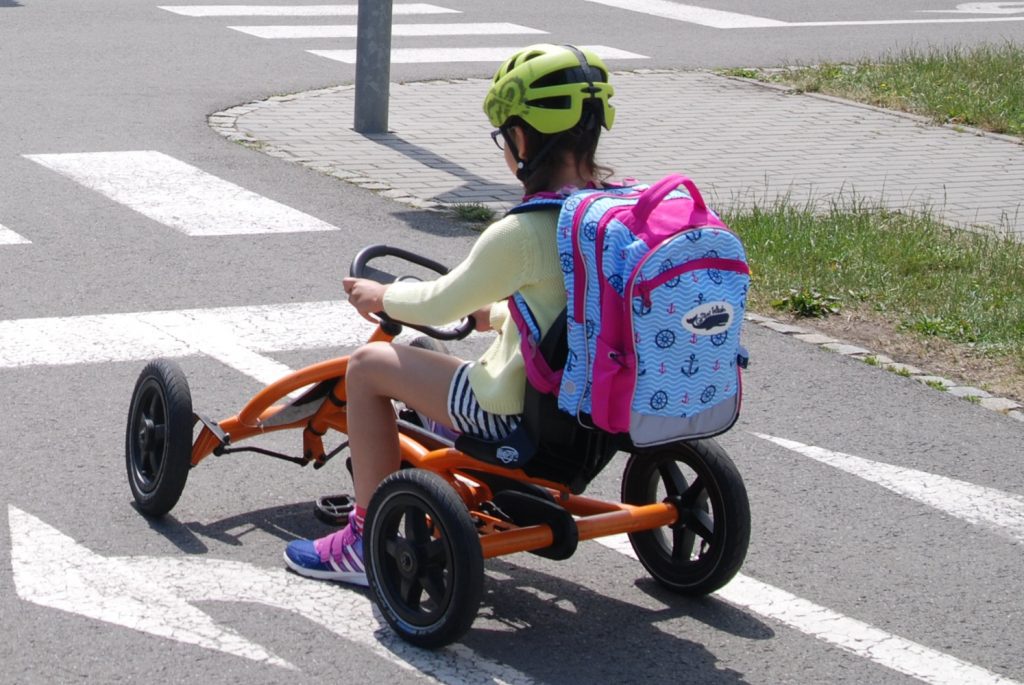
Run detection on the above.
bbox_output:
[163,3,649,65]
[582,0,785,28]
[24,151,338,237]
[0,222,30,246]
[228,23,547,39]
[310,45,649,65]
[581,0,1024,28]
[0,300,371,369]
[159,4,459,17]
[599,535,1017,685]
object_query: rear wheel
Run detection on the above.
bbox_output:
[366,469,483,649]
[621,439,750,595]
[125,359,193,517]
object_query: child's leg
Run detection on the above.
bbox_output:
[284,340,461,585]
[344,341,463,508]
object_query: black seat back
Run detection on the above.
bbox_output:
[455,309,626,494]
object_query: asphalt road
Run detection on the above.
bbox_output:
[1,1,1023,683]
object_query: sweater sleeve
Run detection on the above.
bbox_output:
[488,300,510,331]
[382,215,536,325]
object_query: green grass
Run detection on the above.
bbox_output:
[451,203,496,224]
[726,199,1024,366]
[766,42,1024,137]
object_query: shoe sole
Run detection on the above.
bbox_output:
[283,550,370,587]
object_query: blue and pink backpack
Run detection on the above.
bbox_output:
[509,174,750,447]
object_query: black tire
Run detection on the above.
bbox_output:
[366,470,483,649]
[621,438,750,595]
[125,359,193,517]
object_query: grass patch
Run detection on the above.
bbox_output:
[771,288,841,318]
[766,42,1024,137]
[451,203,496,225]
[726,199,1024,370]
[721,67,762,79]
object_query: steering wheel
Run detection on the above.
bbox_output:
[349,245,476,341]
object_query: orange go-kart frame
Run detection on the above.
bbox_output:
[189,322,680,561]
[127,244,749,650]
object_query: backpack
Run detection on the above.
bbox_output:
[508,174,750,447]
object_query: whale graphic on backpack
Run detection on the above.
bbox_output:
[509,174,750,447]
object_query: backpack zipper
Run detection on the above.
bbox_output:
[571,188,643,419]
[634,257,750,308]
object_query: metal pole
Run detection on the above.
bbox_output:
[353,0,394,133]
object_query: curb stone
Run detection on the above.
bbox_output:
[745,313,1022,420]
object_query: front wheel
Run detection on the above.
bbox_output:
[125,359,193,517]
[621,439,750,595]
[365,470,483,649]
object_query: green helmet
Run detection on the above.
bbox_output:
[484,44,615,135]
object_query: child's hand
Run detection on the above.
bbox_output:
[342,277,387,324]
[471,306,492,332]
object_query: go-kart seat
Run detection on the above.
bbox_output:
[454,310,626,494]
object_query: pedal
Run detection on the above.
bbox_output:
[314,494,355,526]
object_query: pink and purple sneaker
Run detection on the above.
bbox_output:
[284,522,368,587]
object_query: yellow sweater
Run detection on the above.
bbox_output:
[382,210,565,415]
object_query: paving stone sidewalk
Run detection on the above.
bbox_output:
[211,69,1024,236]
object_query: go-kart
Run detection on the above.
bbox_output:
[125,245,751,649]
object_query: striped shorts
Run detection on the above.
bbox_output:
[447,362,522,441]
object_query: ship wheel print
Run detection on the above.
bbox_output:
[650,390,669,411]
[655,330,677,349]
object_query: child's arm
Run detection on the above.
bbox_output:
[382,216,539,327]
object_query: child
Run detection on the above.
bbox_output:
[284,44,616,586]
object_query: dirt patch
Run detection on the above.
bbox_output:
[759,306,1024,404]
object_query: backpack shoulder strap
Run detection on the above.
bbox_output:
[507,196,565,215]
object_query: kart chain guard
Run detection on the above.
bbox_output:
[490,490,578,560]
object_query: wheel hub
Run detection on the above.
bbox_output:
[395,540,420,578]
[138,417,155,451]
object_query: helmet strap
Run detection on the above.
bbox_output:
[563,44,604,129]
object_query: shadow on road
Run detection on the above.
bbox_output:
[143,501,773,682]
[141,501,330,554]
[362,131,520,205]
[426,557,771,684]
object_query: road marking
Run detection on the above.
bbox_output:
[9,506,539,683]
[582,0,787,28]
[924,1,1024,12]
[754,434,1024,543]
[159,4,459,17]
[23,151,338,237]
[584,0,1024,27]
[598,535,1017,685]
[0,222,30,245]
[0,301,374,371]
[773,16,1024,26]
[310,45,648,65]
[228,22,547,39]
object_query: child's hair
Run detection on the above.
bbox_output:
[507,107,614,194]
